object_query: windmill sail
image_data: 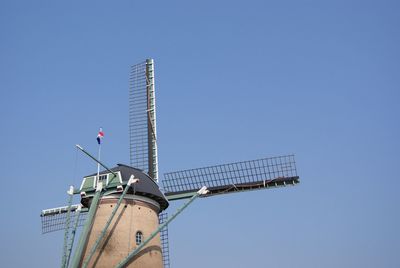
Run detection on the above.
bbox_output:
[159,212,170,268]
[42,205,171,268]
[162,155,299,200]
[40,205,88,234]
[129,59,158,181]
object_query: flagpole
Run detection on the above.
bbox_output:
[96,143,101,186]
[96,127,103,186]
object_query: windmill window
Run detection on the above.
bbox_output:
[99,174,108,181]
[135,231,143,245]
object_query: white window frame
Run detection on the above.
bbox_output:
[135,231,143,245]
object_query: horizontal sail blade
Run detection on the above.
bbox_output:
[40,206,88,234]
[162,155,299,200]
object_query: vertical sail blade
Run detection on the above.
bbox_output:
[159,212,170,268]
[146,59,158,181]
[129,59,158,181]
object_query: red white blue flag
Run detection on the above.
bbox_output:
[97,128,104,144]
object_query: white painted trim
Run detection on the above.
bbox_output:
[41,204,81,216]
[79,177,87,191]
[67,186,74,195]
[96,181,103,192]
[80,171,122,190]
[98,174,108,185]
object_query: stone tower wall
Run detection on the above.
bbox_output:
[81,195,163,268]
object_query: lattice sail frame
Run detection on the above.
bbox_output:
[41,210,170,268]
[162,155,299,199]
[41,205,88,234]
[129,59,158,181]
[159,212,170,268]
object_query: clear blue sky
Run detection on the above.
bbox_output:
[0,1,399,267]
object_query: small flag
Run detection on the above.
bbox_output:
[97,128,104,144]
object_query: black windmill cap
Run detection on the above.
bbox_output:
[88,164,169,211]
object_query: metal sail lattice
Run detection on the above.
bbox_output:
[163,155,299,199]
[129,59,158,180]
[159,212,170,268]
[41,207,87,234]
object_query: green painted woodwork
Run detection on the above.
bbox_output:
[78,172,122,194]
[81,181,133,268]
[70,185,103,268]
[80,176,95,192]
[107,173,120,187]
[115,187,207,268]
[65,206,82,268]
[61,188,74,268]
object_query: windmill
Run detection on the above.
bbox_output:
[40,59,300,268]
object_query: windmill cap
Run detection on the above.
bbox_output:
[86,164,169,211]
